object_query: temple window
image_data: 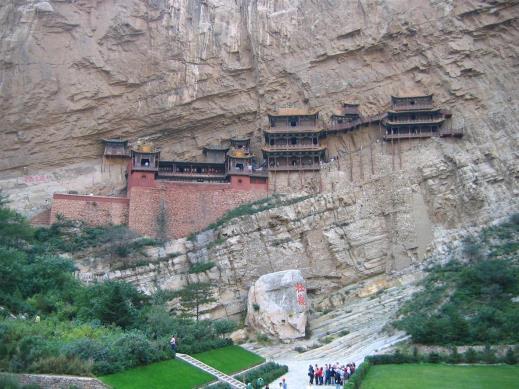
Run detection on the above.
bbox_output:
[141,158,150,167]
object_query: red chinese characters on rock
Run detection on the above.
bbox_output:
[295,282,306,306]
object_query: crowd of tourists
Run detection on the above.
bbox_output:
[307,362,356,387]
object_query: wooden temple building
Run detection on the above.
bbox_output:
[124,136,268,186]
[330,103,361,126]
[382,94,461,140]
[102,139,130,158]
[262,109,326,171]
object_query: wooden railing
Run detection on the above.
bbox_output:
[383,127,464,140]
[384,117,444,125]
[268,165,320,171]
[262,144,323,151]
[391,103,434,111]
[383,132,435,140]
[439,127,464,137]
[327,112,387,132]
[266,125,322,133]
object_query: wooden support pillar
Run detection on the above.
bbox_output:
[359,146,364,181]
[370,142,374,176]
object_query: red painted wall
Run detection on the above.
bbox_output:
[128,180,268,239]
[50,194,129,225]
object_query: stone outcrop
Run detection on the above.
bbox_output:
[246,270,308,340]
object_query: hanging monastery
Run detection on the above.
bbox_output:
[49,94,463,239]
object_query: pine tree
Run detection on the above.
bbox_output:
[177,282,216,321]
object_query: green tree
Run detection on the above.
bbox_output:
[177,282,216,321]
[76,281,148,328]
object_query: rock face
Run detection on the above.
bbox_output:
[1,0,518,218]
[1,0,518,348]
[246,270,308,340]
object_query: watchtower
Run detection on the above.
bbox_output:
[227,137,254,173]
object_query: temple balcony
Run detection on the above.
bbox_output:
[132,165,159,172]
[268,164,321,171]
[327,112,387,133]
[265,125,322,134]
[384,117,445,126]
[383,131,436,141]
[390,103,434,111]
[439,127,464,137]
[262,144,325,152]
[158,171,227,179]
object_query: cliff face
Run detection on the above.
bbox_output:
[1,0,518,173]
[1,0,518,352]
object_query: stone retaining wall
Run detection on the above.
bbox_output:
[0,373,107,389]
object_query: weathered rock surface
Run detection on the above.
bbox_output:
[1,0,518,220]
[246,269,308,340]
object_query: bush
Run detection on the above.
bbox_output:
[447,347,461,364]
[213,320,237,338]
[344,361,370,389]
[188,261,215,274]
[28,355,92,376]
[235,362,288,388]
[504,348,517,365]
[428,352,441,363]
[464,347,478,363]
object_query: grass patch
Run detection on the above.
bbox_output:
[188,261,215,274]
[360,363,519,389]
[193,345,265,374]
[99,358,214,389]
[205,194,313,232]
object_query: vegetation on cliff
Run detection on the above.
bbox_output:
[395,215,519,345]
[0,194,235,376]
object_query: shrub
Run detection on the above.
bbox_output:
[213,320,237,338]
[235,362,288,388]
[464,348,478,363]
[428,352,441,363]
[29,355,92,376]
[188,261,215,274]
[482,345,496,364]
[447,347,461,364]
[344,361,370,389]
[504,347,517,365]
[0,374,22,389]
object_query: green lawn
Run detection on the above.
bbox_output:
[361,364,519,389]
[99,359,213,389]
[99,346,264,388]
[193,345,265,374]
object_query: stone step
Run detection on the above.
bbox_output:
[176,353,247,389]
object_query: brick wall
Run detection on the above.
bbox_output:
[50,194,129,225]
[129,180,268,239]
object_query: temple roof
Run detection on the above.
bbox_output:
[203,144,229,152]
[268,108,319,117]
[102,138,128,144]
[230,137,251,142]
[391,93,433,99]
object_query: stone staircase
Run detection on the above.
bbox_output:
[176,353,247,389]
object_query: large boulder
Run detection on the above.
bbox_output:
[246,269,308,340]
